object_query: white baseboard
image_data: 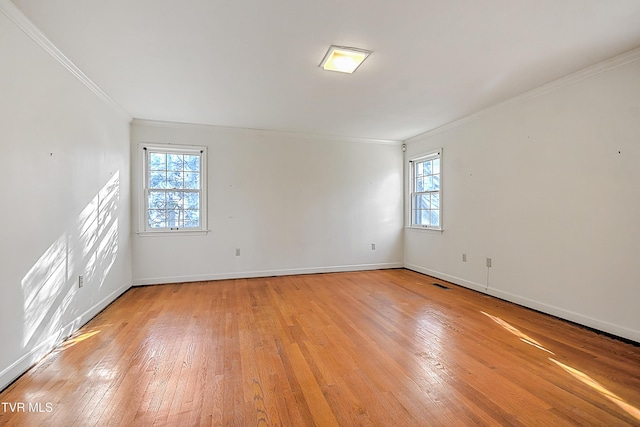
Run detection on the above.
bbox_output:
[0,283,130,392]
[132,262,404,286]
[404,263,640,343]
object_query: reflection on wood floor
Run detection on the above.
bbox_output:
[1,269,639,426]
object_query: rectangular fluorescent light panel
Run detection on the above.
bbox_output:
[320,45,371,73]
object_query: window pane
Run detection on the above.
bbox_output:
[167,208,182,228]
[424,176,434,191]
[412,209,421,225]
[168,154,184,171]
[184,172,200,189]
[167,192,184,209]
[184,210,200,227]
[148,210,166,228]
[415,177,424,192]
[423,160,432,175]
[168,171,184,189]
[421,210,431,226]
[431,193,440,209]
[433,158,440,174]
[414,194,430,209]
[412,209,420,225]
[149,171,167,189]
[184,192,199,209]
[430,210,440,227]
[184,155,200,172]
[148,191,166,209]
[432,174,440,190]
[149,153,166,170]
[415,162,423,177]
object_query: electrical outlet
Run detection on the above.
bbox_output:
[462,253,467,262]
[486,258,492,268]
[371,243,376,250]
[235,248,241,256]
[78,275,84,288]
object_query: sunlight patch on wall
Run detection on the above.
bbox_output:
[86,218,119,289]
[21,171,120,353]
[78,172,119,256]
[21,234,74,347]
[79,172,120,290]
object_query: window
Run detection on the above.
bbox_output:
[409,149,441,229]
[140,143,207,233]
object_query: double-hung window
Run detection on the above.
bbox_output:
[409,149,442,230]
[140,143,207,233]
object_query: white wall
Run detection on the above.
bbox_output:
[404,53,640,342]
[0,9,132,390]
[131,121,404,284]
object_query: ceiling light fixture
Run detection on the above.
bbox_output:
[319,45,371,74]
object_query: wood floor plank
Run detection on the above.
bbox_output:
[1,269,639,426]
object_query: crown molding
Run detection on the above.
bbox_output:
[0,0,131,120]
[131,118,403,146]
[407,46,640,144]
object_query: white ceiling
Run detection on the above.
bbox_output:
[11,0,640,141]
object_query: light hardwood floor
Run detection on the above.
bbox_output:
[1,269,639,426]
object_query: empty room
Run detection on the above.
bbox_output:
[1,0,640,425]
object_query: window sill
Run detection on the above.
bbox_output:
[137,229,210,237]
[405,225,443,233]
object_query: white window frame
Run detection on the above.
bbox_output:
[138,143,208,235]
[408,148,442,231]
